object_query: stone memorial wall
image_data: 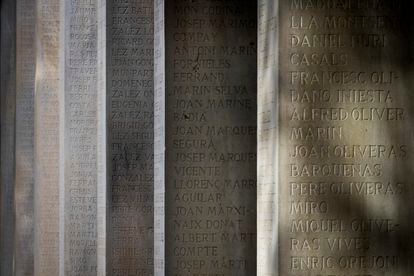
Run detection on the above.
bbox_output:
[162,0,257,274]
[153,0,166,274]
[0,0,413,275]
[96,1,106,275]
[259,0,414,275]
[257,0,279,274]
[1,0,17,275]
[15,0,36,275]
[103,0,154,275]
[34,0,60,274]
[62,0,98,274]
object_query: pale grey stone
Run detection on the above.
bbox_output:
[60,0,98,274]
[257,0,279,275]
[15,0,36,275]
[259,1,414,275]
[1,0,16,275]
[34,0,60,275]
[154,0,165,275]
[96,1,106,275]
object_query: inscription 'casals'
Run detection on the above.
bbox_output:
[276,0,414,275]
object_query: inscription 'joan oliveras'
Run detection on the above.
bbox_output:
[280,0,413,275]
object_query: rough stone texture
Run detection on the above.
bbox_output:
[1,0,17,275]
[2,1,414,275]
[61,0,98,274]
[103,0,154,275]
[271,0,414,275]
[96,1,106,275]
[34,0,60,275]
[15,1,36,275]
[257,0,279,275]
[154,0,165,275]
[162,1,257,274]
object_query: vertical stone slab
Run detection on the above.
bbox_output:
[154,0,165,274]
[100,0,154,275]
[15,0,36,275]
[61,0,98,274]
[259,0,414,275]
[257,0,279,275]
[34,0,60,274]
[0,0,16,275]
[160,1,257,274]
[96,1,106,275]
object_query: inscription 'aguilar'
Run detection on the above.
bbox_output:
[165,0,256,275]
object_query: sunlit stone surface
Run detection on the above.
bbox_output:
[257,0,279,275]
[61,0,98,274]
[15,1,36,275]
[34,0,60,274]
[0,1,413,275]
[259,0,414,275]
[154,1,166,274]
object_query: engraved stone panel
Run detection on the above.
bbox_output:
[259,0,414,275]
[61,0,98,274]
[96,1,106,275]
[34,0,60,274]
[161,0,257,274]
[15,0,36,275]
[257,0,279,275]
[154,0,166,274]
[101,0,154,275]
[1,0,16,275]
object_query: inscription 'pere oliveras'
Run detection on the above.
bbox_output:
[278,0,414,275]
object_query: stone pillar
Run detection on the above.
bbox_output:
[157,0,257,274]
[154,0,165,275]
[97,0,154,275]
[15,0,36,275]
[60,0,98,274]
[96,1,106,275]
[0,0,16,275]
[34,0,60,275]
[257,0,278,275]
[259,0,414,275]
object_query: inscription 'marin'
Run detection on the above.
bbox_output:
[291,126,343,140]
